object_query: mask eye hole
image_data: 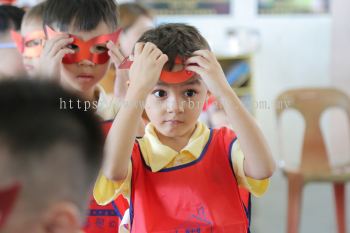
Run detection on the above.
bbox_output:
[90,43,108,54]
[66,43,79,51]
[24,39,42,47]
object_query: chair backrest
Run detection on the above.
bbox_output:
[276,88,350,175]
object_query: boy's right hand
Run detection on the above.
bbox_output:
[37,34,74,81]
[128,42,168,98]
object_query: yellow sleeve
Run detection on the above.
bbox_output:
[93,161,132,205]
[231,140,269,197]
[96,93,122,120]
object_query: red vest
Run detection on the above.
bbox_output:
[83,120,129,233]
[83,195,129,233]
[130,127,250,233]
[84,122,251,233]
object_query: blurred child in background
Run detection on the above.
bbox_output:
[101,3,154,99]
[0,5,25,78]
[11,2,45,78]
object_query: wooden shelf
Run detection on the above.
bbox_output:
[233,86,252,96]
[216,54,254,114]
[217,53,252,61]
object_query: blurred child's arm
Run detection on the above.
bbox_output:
[102,42,168,181]
[114,69,129,99]
[186,50,275,180]
[107,41,145,137]
[37,34,74,80]
[106,41,129,100]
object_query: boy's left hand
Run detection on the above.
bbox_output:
[107,41,125,67]
[185,50,231,98]
[107,41,130,99]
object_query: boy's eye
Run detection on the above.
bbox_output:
[91,44,108,53]
[67,44,79,51]
[153,90,167,98]
[24,39,42,47]
[184,89,197,97]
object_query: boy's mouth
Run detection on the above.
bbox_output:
[77,74,94,81]
[24,64,34,71]
[164,120,184,125]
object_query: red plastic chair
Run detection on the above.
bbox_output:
[276,88,350,233]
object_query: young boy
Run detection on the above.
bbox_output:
[94,24,276,232]
[39,0,121,120]
[0,5,26,78]
[11,2,46,78]
[0,79,104,233]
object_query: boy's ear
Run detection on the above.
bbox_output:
[42,201,81,233]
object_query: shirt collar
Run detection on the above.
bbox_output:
[141,122,210,172]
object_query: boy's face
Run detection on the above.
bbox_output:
[0,32,26,78]
[145,65,208,138]
[58,22,112,93]
[20,19,44,78]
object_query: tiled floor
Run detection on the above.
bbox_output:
[250,170,350,233]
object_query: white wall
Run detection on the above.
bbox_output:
[331,0,350,92]
[324,0,350,170]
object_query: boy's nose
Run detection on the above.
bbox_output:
[78,59,95,66]
[166,98,184,114]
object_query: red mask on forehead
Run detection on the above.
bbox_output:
[11,30,45,58]
[0,183,21,228]
[46,26,121,64]
[119,56,196,84]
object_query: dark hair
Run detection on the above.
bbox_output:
[22,1,46,24]
[0,5,25,32]
[0,79,104,214]
[43,0,118,32]
[118,3,152,31]
[137,23,210,70]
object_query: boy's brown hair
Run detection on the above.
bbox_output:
[137,23,210,71]
[22,1,45,24]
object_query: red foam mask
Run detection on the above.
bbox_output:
[119,56,196,84]
[46,26,121,64]
[0,183,21,228]
[11,30,45,58]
